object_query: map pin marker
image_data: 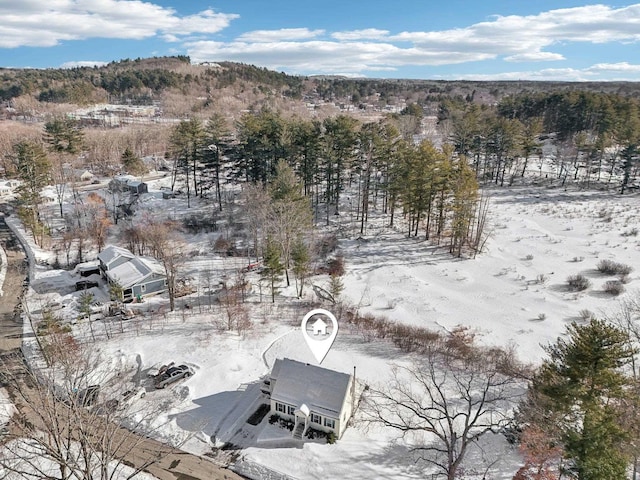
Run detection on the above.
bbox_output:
[301,308,338,364]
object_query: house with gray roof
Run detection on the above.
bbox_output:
[269,358,356,440]
[109,175,148,195]
[97,245,166,302]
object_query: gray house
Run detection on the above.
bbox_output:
[269,358,356,440]
[97,245,166,302]
[109,175,148,195]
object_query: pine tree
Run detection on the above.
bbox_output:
[267,160,312,287]
[449,156,479,257]
[168,118,205,207]
[43,117,84,155]
[261,238,283,303]
[291,236,310,297]
[121,147,147,176]
[203,112,232,211]
[13,141,52,245]
[525,319,635,480]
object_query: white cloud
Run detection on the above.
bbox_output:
[60,60,108,68]
[586,62,640,72]
[3,1,640,80]
[186,3,640,77]
[331,29,390,41]
[438,63,640,82]
[390,4,640,60]
[185,40,495,75]
[237,28,324,42]
[505,52,565,62]
[444,68,594,82]
[0,1,238,48]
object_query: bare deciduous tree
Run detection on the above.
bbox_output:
[364,348,524,480]
[144,220,185,312]
[0,340,182,480]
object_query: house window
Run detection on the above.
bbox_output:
[276,402,285,413]
[164,279,168,286]
[141,284,146,292]
[311,413,321,424]
[324,418,335,429]
[287,405,296,416]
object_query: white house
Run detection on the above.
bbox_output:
[0,179,19,196]
[269,358,356,440]
[78,170,95,182]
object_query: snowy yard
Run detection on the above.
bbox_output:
[8,178,640,479]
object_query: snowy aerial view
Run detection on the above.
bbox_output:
[1,2,640,480]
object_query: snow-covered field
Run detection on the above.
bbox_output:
[6,178,640,479]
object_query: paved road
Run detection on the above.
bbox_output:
[0,214,244,480]
[0,215,26,354]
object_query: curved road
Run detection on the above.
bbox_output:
[0,214,244,480]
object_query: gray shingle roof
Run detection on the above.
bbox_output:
[271,358,351,419]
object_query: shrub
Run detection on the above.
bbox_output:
[268,414,279,425]
[619,274,631,284]
[537,313,546,321]
[579,309,595,321]
[597,259,633,276]
[603,280,625,296]
[327,431,336,444]
[536,274,548,285]
[567,274,590,291]
[598,208,613,222]
[317,234,338,256]
[326,256,345,276]
[305,427,326,441]
[524,254,534,261]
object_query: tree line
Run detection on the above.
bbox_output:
[164,109,486,258]
[444,90,640,193]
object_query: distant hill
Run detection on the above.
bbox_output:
[1,56,639,117]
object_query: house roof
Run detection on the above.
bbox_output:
[271,358,351,419]
[98,245,135,267]
[106,257,155,288]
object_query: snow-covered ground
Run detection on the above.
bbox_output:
[6,177,640,479]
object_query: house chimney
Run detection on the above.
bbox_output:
[351,366,356,416]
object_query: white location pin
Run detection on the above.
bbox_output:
[301,308,338,364]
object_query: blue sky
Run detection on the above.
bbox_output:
[1,1,640,80]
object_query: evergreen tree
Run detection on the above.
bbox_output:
[77,291,96,342]
[525,319,635,480]
[322,115,359,222]
[291,236,310,297]
[168,118,205,207]
[203,112,232,211]
[43,117,84,155]
[236,109,285,184]
[267,160,312,286]
[449,156,479,257]
[13,141,52,245]
[121,147,147,176]
[261,237,283,303]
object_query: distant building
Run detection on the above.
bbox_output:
[0,179,18,196]
[78,170,95,182]
[108,175,148,195]
[268,358,356,440]
[97,245,166,302]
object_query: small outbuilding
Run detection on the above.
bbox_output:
[268,358,356,440]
